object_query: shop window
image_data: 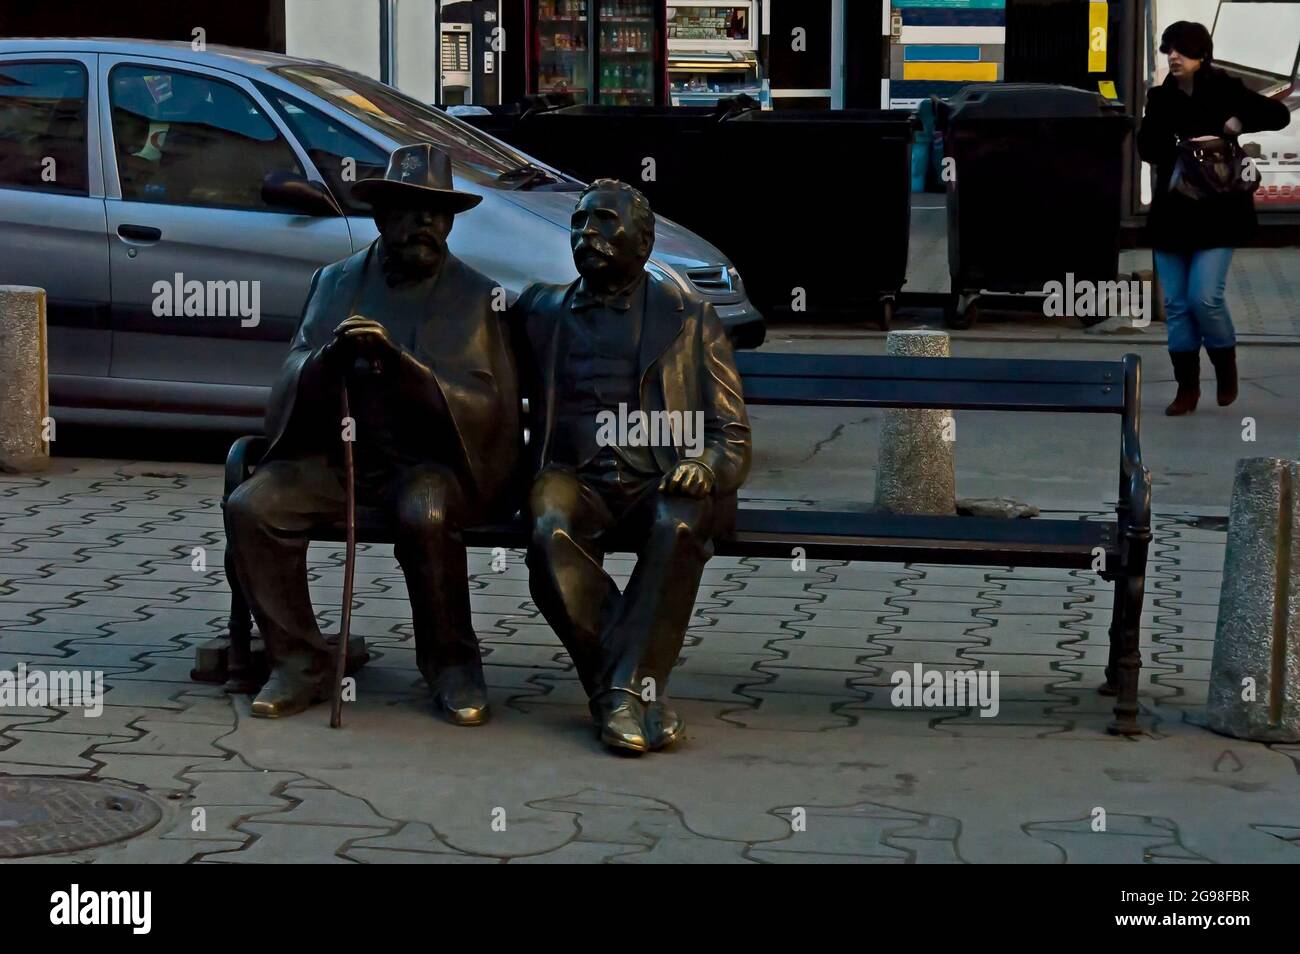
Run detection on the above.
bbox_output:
[0,61,89,195]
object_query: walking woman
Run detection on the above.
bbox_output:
[1137,20,1290,415]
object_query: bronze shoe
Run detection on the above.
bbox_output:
[250,666,328,719]
[590,690,648,754]
[644,701,684,751]
[429,663,490,727]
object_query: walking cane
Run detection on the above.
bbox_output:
[331,385,356,729]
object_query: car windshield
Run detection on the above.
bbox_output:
[273,64,575,188]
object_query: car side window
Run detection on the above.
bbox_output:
[0,60,89,196]
[259,86,388,216]
[109,64,305,212]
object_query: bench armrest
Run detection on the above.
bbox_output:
[224,435,269,500]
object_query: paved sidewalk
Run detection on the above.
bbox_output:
[2,460,1298,863]
[896,200,1300,344]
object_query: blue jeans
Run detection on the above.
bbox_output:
[1154,247,1236,352]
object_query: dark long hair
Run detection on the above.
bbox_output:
[1159,20,1213,66]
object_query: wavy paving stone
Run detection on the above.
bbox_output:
[513,790,744,863]
[7,708,138,742]
[679,630,801,656]
[203,821,379,863]
[95,719,231,759]
[93,679,211,710]
[1024,813,1212,863]
[752,801,962,863]
[1251,825,1300,848]
[3,727,106,773]
[92,753,229,793]
[343,821,490,863]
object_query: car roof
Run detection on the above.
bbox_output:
[0,37,337,77]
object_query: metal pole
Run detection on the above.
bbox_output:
[434,0,442,102]
[380,0,398,86]
[830,0,845,110]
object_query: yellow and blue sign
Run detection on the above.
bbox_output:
[890,0,1006,102]
[903,46,980,62]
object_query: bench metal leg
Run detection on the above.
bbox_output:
[1106,571,1146,736]
[192,434,274,689]
[1099,579,1123,698]
[222,543,261,693]
[190,509,265,690]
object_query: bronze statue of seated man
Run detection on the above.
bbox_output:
[225,144,520,725]
[512,179,752,754]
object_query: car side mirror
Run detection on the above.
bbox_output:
[262,172,342,217]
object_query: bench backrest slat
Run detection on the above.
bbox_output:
[734,351,1128,413]
[740,377,1123,411]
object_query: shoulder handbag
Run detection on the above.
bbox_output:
[1169,135,1260,199]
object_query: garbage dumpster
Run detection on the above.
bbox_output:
[518,102,747,222]
[720,109,916,327]
[486,102,912,329]
[939,84,1133,329]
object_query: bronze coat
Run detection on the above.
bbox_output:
[263,244,521,516]
[514,273,752,496]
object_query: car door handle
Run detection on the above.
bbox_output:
[117,224,162,243]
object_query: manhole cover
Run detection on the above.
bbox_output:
[0,777,163,858]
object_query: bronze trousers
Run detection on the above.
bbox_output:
[526,462,729,701]
[224,455,482,684]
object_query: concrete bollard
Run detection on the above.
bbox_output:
[0,286,50,473]
[874,330,956,515]
[1206,457,1300,743]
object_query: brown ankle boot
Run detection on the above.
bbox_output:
[1206,346,1238,406]
[1164,351,1200,416]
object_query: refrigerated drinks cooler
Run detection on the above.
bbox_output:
[666,2,761,106]
[528,0,666,105]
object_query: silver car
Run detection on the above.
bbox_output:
[0,38,764,431]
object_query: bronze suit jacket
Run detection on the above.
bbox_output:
[264,244,521,516]
[513,272,751,497]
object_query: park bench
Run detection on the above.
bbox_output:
[196,350,1151,734]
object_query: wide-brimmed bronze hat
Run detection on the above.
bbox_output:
[352,143,483,213]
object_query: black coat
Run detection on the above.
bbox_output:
[1137,67,1290,251]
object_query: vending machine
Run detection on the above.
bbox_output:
[437,0,503,106]
[440,20,473,104]
[527,0,668,106]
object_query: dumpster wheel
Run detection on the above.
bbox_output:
[877,296,895,332]
[944,292,980,330]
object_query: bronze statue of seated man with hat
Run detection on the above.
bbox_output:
[225,144,520,725]
[512,179,752,754]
